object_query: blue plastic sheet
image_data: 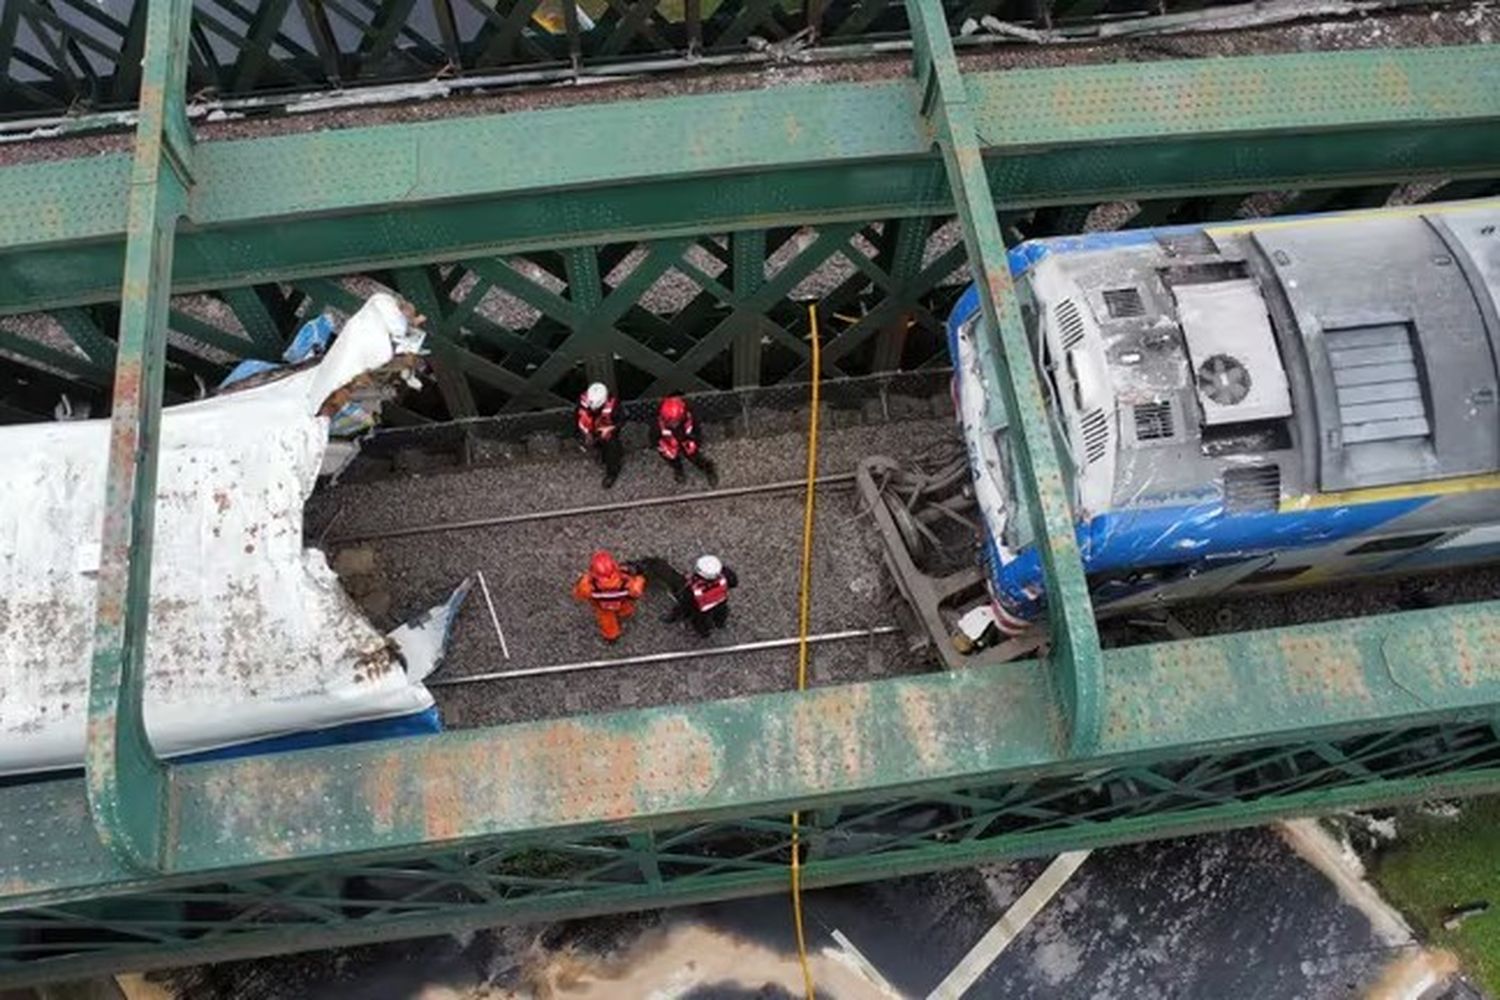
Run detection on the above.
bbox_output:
[218,315,336,391]
[283,314,336,363]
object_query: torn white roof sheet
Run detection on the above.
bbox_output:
[0,294,436,776]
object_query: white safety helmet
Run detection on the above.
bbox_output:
[584,382,609,409]
[695,554,723,579]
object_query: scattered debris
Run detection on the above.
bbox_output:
[1349,811,1401,843]
[977,16,1048,43]
[1417,800,1465,821]
[1442,901,1490,931]
[475,570,511,660]
[389,580,473,680]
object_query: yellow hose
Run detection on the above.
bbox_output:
[790,304,822,1000]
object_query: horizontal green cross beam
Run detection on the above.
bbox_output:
[4,44,1500,314]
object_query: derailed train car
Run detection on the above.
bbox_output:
[0,294,466,779]
[946,199,1500,642]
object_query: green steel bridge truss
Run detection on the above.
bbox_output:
[2,0,1500,985]
[0,0,1250,119]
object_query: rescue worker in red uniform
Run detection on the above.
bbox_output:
[663,554,738,636]
[577,381,623,488]
[655,394,718,486]
[573,550,646,642]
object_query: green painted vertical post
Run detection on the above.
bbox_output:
[564,247,615,389]
[0,3,23,105]
[85,0,196,873]
[905,0,1102,752]
[393,266,480,417]
[218,286,286,356]
[872,216,929,372]
[296,0,344,83]
[231,0,295,92]
[626,832,663,886]
[731,230,766,388]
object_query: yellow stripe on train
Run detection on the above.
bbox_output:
[1280,472,1500,513]
[1207,197,1500,238]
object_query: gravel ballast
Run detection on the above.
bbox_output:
[314,415,960,729]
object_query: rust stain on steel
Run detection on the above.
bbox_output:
[897,687,946,770]
[1456,627,1477,687]
[420,741,489,842]
[136,84,164,116]
[1450,622,1500,688]
[1278,634,1369,702]
[951,142,982,177]
[1374,63,1415,106]
[1190,71,1223,121]
[1048,82,1088,128]
[788,685,874,790]
[384,716,720,842]
[1104,642,1234,742]
[83,714,116,778]
[369,751,403,834]
[195,758,336,859]
[36,200,65,241]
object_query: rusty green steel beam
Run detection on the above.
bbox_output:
[905,0,1101,750]
[5,598,1500,911]
[5,743,1500,988]
[3,602,1500,989]
[6,44,1500,314]
[84,0,195,874]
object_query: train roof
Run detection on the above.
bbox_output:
[0,296,450,776]
[1009,199,1500,513]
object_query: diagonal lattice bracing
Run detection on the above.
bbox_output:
[0,218,978,421]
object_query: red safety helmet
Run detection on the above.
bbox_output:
[590,550,620,580]
[659,395,687,425]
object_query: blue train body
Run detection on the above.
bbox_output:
[946,201,1500,629]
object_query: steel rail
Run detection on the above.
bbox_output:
[427,626,901,685]
[325,472,860,544]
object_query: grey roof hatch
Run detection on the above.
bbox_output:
[1251,212,1500,492]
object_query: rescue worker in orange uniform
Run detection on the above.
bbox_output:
[662,554,738,636]
[655,394,718,486]
[577,381,623,488]
[573,550,646,642]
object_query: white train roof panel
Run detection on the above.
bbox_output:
[0,295,442,776]
[1172,278,1293,426]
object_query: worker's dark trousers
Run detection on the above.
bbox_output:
[595,435,623,484]
[689,603,730,636]
[668,451,717,481]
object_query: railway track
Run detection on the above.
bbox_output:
[427,626,901,686]
[326,472,860,545]
[318,416,960,729]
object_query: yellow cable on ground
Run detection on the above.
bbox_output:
[789,304,822,1000]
